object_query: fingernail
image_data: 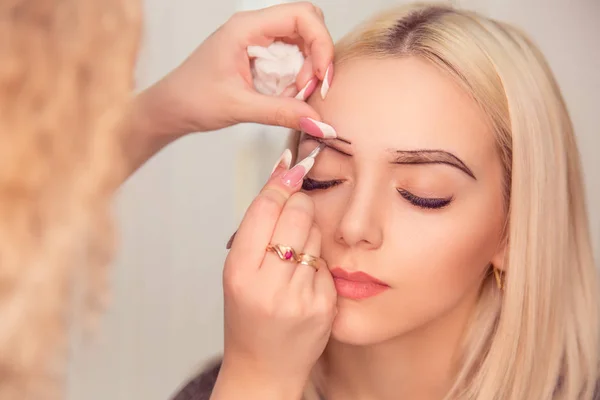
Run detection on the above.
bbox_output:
[320,63,333,99]
[270,148,293,175]
[299,117,336,139]
[226,231,237,250]
[281,156,315,188]
[295,78,317,101]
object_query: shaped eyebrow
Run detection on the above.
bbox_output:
[392,150,476,180]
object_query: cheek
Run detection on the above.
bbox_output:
[390,190,505,307]
[308,183,504,290]
[306,182,506,345]
[369,191,505,343]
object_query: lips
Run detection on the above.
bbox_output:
[330,267,389,300]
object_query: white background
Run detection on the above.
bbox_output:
[67,0,600,399]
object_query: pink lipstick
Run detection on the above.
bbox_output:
[330,267,389,300]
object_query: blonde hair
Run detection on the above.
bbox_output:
[0,1,141,398]
[296,3,599,399]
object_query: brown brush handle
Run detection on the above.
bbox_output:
[226,230,237,250]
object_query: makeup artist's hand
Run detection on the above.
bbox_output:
[211,150,336,400]
[135,2,336,141]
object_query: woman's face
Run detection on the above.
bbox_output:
[298,56,507,345]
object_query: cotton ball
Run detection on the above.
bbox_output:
[247,42,305,96]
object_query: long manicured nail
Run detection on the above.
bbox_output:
[320,63,333,99]
[270,148,293,175]
[281,156,315,188]
[295,77,317,101]
[299,117,336,139]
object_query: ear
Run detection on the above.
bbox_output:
[491,235,508,272]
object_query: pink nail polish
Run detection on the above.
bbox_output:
[299,117,337,139]
[295,78,317,101]
[281,157,315,188]
[321,63,333,99]
[270,148,293,175]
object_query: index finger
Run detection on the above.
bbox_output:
[242,2,334,80]
[228,149,316,270]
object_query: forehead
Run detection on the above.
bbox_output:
[308,56,496,164]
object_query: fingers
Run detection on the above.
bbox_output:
[313,260,336,313]
[281,85,299,98]
[235,88,337,138]
[225,2,336,130]
[296,54,314,85]
[295,77,318,102]
[235,90,324,132]
[227,150,297,270]
[260,193,314,282]
[227,149,313,271]
[295,56,317,101]
[289,224,321,293]
[296,57,332,100]
[313,4,325,22]
[236,2,334,81]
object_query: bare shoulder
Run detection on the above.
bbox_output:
[170,358,222,400]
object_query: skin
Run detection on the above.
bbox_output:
[122,3,343,399]
[124,2,334,178]
[3,1,337,398]
[296,56,507,399]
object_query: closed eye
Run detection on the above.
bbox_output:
[302,179,453,210]
[397,189,453,209]
[302,177,343,191]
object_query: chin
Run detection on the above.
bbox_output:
[330,299,402,346]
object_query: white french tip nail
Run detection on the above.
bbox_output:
[295,81,311,101]
[320,66,331,99]
[296,78,315,101]
[296,154,315,176]
[270,148,293,174]
[307,118,337,139]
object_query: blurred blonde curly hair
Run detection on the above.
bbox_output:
[0,0,141,398]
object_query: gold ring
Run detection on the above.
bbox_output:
[297,253,325,271]
[266,243,299,262]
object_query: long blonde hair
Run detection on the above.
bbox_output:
[0,0,141,398]
[297,3,599,399]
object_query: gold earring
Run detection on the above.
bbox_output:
[493,266,505,291]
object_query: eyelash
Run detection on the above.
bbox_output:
[396,189,453,209]
[302,178,453,210]
[302,177,343,191]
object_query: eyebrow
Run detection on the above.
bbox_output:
[392,150,476,180]
[299,134,352,155]
[299,131,351,145]
[299,132,476,180]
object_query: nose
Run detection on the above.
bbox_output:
[335,179,384,250]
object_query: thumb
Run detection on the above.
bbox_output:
[235,92,336,138]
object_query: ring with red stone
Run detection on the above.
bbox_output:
[265,243,300,263]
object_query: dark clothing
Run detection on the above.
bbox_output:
[171,359,222,400]
[170,358,600,400]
